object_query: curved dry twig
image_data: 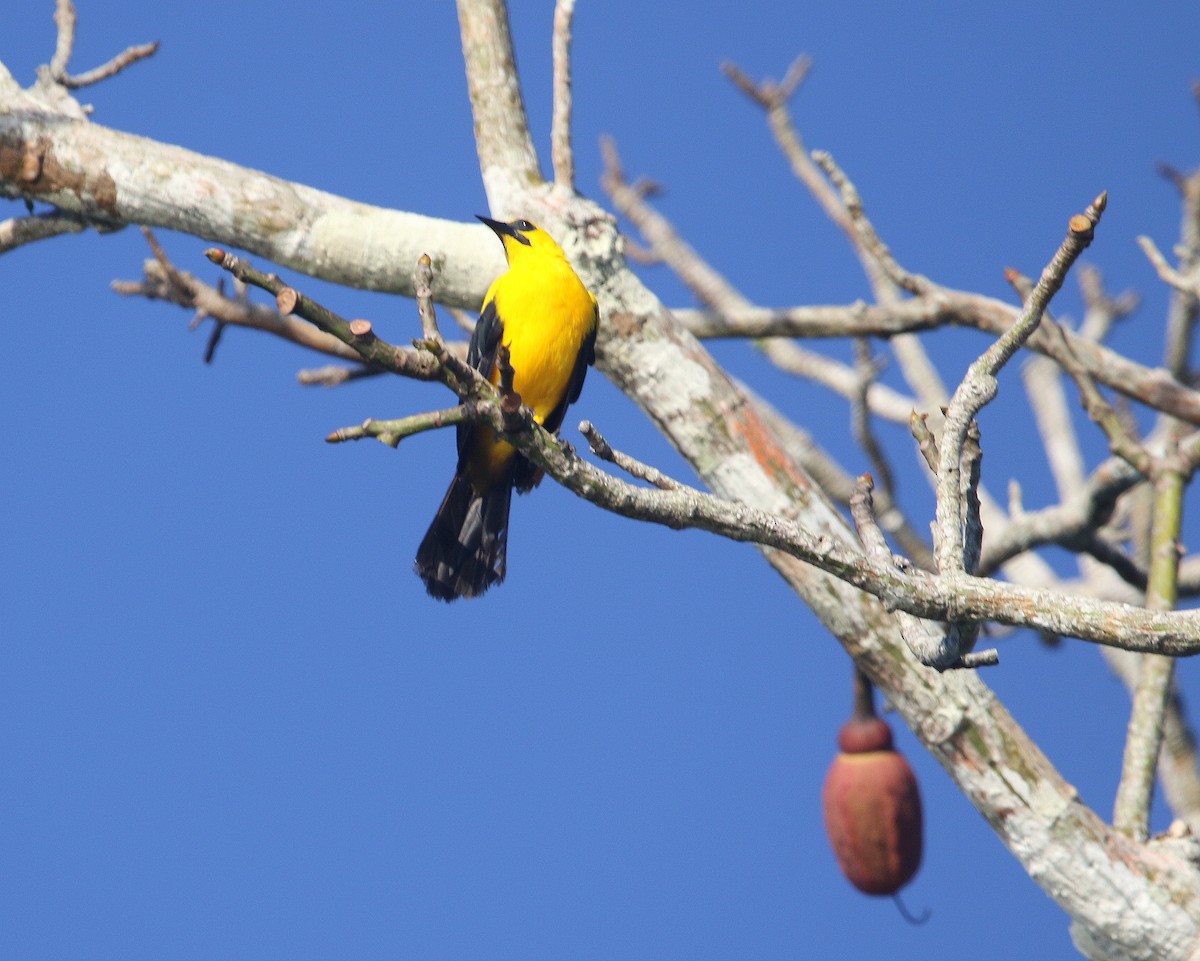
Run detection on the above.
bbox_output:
[49,0,159,89]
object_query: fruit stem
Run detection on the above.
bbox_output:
[852,665,877,723]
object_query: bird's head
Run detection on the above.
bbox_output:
[477,215,567,265]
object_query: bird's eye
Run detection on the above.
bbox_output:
[512,219,535,232]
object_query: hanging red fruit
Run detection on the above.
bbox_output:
[822,667,923,896]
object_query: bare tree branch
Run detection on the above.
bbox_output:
[1114,443,1187,841]
[457,0,543,208]
[9,12,1200,957]
[204,248,443,382]
[0,208,94,252]
[599,135,919,423]
[326,405,470,447]
[934,195,1106,579]
[550,0,577,190]
[112,232,368,364]
[46,1,158,91]
[415,253,442,344]
[0,100,501,305]
[295,364,381,387]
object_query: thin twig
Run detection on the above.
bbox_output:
[1138,234,1200,300]
[580,420,684,491]
[934,195,1107,578]
[1076,263,1139,343]
[113,237,366,364]
[1113,446,1186,841]
[599,135,918,423]
[203,247,442,382]
[59,41,160,89]
[1154,172,1200,380]
[1077,533,1151,591]
[326,406,470,448]
[415,253,441,343]
[49,0,159,89]
[812,150,931,296]
[961,421,984,576]
[910,412,940,476]
[296,365,383,387]
[0,209,91,253]
[851,339,895,498]
[1040,320,1153,476]
[848,472,893,559]
[721,56,899,299]
[445,306,477,334]
[1016,279,1088,501]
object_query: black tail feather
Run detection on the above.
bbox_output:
[414,472,512,601]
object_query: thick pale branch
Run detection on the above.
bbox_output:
[456,0,543,206]
[851,338,896,498]
[550,0,577,190]
[0,106,502,305]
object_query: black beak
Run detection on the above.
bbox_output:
[476,215,531,246]
[476,214,511,238]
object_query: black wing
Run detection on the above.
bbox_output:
[541,304,598,437]
[456,296,506,465]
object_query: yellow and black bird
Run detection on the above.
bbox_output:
[415,216,599,601]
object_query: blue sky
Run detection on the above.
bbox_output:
[4,2,1200,959]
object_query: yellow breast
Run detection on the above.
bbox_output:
[488,258,597,422]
